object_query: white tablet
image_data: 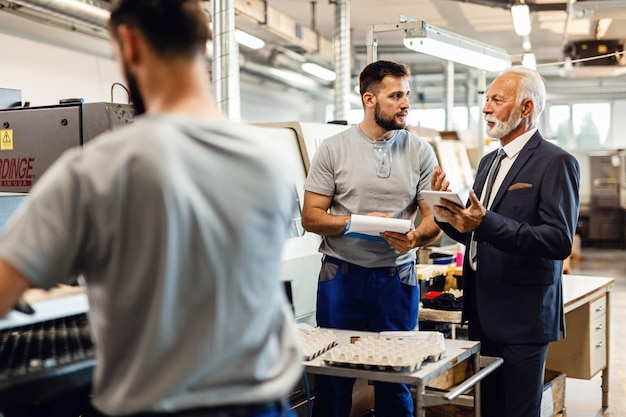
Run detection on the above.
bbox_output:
[421,190,467,222]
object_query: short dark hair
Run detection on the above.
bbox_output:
[108,0,210,59]
[359,60,410,96]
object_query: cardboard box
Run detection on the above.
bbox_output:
[425,403,473,417]
[541,369,566,417]
[425,369,565,417]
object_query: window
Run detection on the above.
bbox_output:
[548,102,611,150]
[408,108,445,131]
[346,109,364,125]
[572,103,610,149]
[451,107,469,131]
[548,105,571,148]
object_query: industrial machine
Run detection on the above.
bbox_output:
[587,151,624,246]
[257,122,350,325]
[0,102,135,192]
[0,102,133,415]
[0,291,91,415]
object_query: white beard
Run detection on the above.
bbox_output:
[486,108,523,139]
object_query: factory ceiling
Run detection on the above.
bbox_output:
[1,0,626,101]
[264,0,626,99]
[267,1,623,72]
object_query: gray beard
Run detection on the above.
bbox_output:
[486,111,522,139]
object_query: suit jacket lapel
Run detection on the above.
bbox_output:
[490,131,543,210]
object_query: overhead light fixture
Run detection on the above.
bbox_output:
[511,3,531,37]
[234,29,265,50]
[403,21,511,73]
[301,62,337,82]
[522,53,537,69]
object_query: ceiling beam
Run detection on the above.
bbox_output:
[453,0,514,8]
[529,3,568,12]
[450,0,567,12]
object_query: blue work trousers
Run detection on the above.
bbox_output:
[311,256,419,417]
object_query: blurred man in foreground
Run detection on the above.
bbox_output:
[0,1,301,416]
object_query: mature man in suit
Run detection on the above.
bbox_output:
[431,66,580,417]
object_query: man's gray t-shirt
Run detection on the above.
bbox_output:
[304,125,437,267]
[0,115,303,415]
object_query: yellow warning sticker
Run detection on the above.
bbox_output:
[1,130,13,151]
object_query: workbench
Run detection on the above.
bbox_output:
[303,329,502,417]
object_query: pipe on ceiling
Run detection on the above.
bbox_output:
[333,0,350,122]
[4,0,109,28]
[242,60,333,99]
[211,0,241,121]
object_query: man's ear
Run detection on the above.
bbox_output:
[116,25,142,67]
[521,98,534,118]
[362,91,376,108]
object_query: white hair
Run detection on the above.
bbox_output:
[497,66,546,126]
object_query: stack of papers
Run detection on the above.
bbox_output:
[344,214,411,242]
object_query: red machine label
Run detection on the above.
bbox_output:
[0,157,35,187]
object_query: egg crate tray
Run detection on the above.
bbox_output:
[322,331,446,373]
[322,337,426,372]
[378,331,446,362]
[299,329,338,361]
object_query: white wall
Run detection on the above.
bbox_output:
[0,12,125,107]
[0,32,124,106]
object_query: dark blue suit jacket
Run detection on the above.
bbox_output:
[440,132,580,344]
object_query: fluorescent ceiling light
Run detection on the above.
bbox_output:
[403,21,511,73]
[301,62,336,81]
[522,53,536,69]
[235,29,265,50]
[511,4,531,36]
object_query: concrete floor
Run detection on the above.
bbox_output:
[565,247,626,417]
